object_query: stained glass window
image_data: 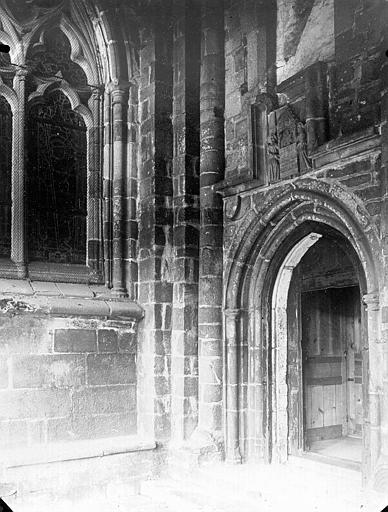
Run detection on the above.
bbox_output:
[27,90,87,264]
[0,96,12,258]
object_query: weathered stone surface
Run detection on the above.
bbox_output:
[0,389,72,420]
[54,330,97,353]
[98,329,118,353]
[118,331,137,353]
[12,355,86,389]
[87,354,136,385]
[72,386,136,416]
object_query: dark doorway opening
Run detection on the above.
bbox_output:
[286,235,363,467]
[301,286,362,465]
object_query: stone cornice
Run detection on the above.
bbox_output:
[0,280,144,320]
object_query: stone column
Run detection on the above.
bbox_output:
[88,89,103,274]
[11,69,27,277]
[225,309,242,462]
[304,62,329,153]
[111,84,129,298]
[197,0,225,446]
[170,0,200,444]
[362,293,383,487]
[137,16,174,443]
[103,90,113,288]
[125,84,139,300]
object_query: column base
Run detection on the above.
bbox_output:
[111,287,128,298]
[168,429,224,475]
[14,262,27,279]
[225,445,242,464]
[187,429,224,464]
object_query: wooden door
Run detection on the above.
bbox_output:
[301,287,361,447]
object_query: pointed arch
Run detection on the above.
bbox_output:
[224,178,381,311]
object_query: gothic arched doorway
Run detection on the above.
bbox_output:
[223,179,381,487]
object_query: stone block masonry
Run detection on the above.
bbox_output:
[0,315,138,450]
[137,4,174,445]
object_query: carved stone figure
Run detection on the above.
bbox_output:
[296,122,312,172]
[267,133,280,183]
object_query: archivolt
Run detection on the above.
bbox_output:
[224,178,381,310]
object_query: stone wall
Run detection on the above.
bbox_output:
[219,0,388,487]
[331,0,385,138]
[277,0,334,83]
[224,0,276,182]
[0,318,137,447]
[0,281,148,499]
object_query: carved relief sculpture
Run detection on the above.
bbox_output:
[296,122,312,173]
[267,132,280,183]
[266,105,312,182]
[276,105,298,180]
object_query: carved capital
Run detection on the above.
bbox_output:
[90,87,104,100]
[15,68,28,78]
[107,79,133,96]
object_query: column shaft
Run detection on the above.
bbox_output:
[171,0,200,443]
[198,0,225,436]
[11,70,27,277]
[111,86,129,297]
[88,91,103,273]
[103,91,113,287]
[125,84,139,300]
[225,310,242,462]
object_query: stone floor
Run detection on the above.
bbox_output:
[310,435,362,463]
[4,457,388,512]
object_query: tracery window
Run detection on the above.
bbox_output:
[27,89,87,264]
[0,96,12,258]
[0,24,103,283]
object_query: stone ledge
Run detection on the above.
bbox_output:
[0,279,117,299]
[0,295,143,320]
[2,435,156,468]
[0,281,144,320]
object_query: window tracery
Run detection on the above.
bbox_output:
[0,2,136,293]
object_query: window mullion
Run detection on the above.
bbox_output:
[11,69,27,278]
